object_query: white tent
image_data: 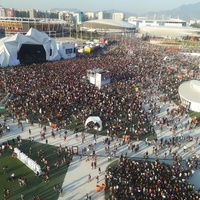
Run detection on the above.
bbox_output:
[0,28,60,67]
[85,116,102,131]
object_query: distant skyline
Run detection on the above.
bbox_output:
[1,0,200,13]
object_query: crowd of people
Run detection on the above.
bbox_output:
[1,33,200,200]
[105,156,200,200]
[1,34,199,140]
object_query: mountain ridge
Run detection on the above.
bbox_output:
[51,2,200,21]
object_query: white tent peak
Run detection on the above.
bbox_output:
[26,28,49,44]
[5,33,26,43]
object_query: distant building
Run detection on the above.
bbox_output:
[46,11,58,19]
[189,19,200,25]
[37,10,46,18]
[72,12,85,24]
[0,28,5,38]
[131,17,187,27]
[112,13,125,21]
[0,6,6,17]
[85,12,96,20]
[5,8,14,17]
[97,11,111,20]
[14,10,29,18]
[65,13,73,24]
[29,9,37,18]
[128,16,137,23]
[58,12,66,20]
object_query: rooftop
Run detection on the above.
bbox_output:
[89,68,107,74]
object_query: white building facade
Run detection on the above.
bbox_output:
[97,11,111,20]
[85,12,96,20]
[131,17,187,27]
[112,13,125,21]
[0,6,6,17]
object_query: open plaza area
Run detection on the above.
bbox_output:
[1,100,200,199]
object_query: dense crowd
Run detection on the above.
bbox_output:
[1,35,199,140]
[1,34,200,199]
[105,157,200,200]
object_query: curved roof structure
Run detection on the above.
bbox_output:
[82,19,135,30]
[179,80,200,103]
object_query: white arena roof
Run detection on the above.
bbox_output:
[179,80,200,103]
[83,19,135,29]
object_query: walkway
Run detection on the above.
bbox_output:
[1,101,200,199]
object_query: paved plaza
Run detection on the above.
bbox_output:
[1,101,200,200]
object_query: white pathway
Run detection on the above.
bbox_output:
[1,102,200,200]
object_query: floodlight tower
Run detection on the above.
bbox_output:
[157,56,169,90]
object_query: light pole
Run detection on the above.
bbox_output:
[157,56,169,91]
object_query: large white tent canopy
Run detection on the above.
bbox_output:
[0,28,60,67]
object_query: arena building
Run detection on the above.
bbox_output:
[179,80,200,112]
[82,19,136,32]
[129,17,187,27]
[0,17,68,37]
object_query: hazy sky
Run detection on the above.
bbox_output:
[1,0,200,13]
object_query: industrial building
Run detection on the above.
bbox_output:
[129,17,187,27]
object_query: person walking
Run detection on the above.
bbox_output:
[88,174,91,183]
[98,167,101,174]
[20,193,25,200]
[91,162,93,169]
[59,187,63,197]
[96,175,99,183]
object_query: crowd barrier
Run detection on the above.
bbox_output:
[14,148,42,175]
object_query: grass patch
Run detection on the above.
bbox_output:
[106,160,119,170]
[0,140,70,200]
[0,109,7,116]
[189,111,200,119]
